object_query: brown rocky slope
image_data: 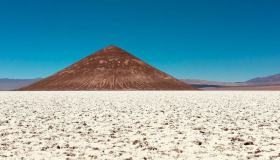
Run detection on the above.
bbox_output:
[21,46,194,90]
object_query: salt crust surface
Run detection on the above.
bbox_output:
[0,91,280,159]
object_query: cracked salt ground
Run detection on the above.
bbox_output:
[0,91,280,159]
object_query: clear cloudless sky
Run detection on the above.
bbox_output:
[0,0,280,82]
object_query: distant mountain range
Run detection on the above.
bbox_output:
[0,78,41,91]
[183,73,280,90]
[1,72,280,91]
[182,79,243,88]
[246,74,280,85]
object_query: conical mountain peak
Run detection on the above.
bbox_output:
[89,45,135,59]
[104,45,122,50]
[21,46,194,90]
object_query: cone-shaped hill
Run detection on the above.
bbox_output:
[21,46,195,90]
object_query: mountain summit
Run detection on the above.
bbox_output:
[21,45,194,90]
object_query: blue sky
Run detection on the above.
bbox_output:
[0,0,279,82]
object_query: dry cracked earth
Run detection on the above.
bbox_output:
[0,91,280,160]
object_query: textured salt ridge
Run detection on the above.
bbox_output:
[0,91,280,159]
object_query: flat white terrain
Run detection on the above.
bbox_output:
[0,91,280,160]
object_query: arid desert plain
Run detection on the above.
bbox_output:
[1,91,280,160]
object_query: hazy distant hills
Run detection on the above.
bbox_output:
[182,79,243,88]
[1,71,280,91]
[183,73,280,90]
[246,74,280,85]
[0,78,41,91]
